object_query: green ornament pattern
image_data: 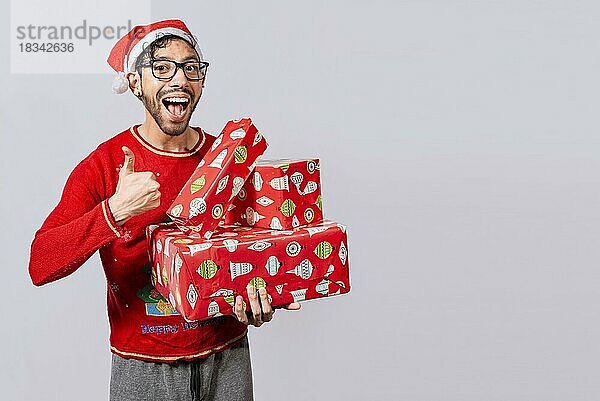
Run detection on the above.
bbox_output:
[234,145,248,163]
[198,259,219,279]
[280,199,296,217]
[314,241,334,259]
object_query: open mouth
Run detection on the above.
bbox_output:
[162,96,190,120]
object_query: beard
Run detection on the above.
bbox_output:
[140,87,200,136]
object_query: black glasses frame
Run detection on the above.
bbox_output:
[145,59,209,81]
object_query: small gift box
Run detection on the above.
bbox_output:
[224,158,324,230]
[167,118,268,239]
[147,220,350,322]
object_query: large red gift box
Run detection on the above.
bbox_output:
[167,118,267,239]
[147,220,350,322]
[224,158,324,230]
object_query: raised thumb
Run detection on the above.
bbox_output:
[120,146,135,176]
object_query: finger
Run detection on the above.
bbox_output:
[247,285,263,326]
[145,191,161,204]
[148,198,161,210]
[245,311,256,326]
[120,146,135,176]
[284,302,302,311]
[258,288,273,322]
[233,296,248,325]
[147,182,161,193]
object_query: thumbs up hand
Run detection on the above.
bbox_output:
[108,146,161,225]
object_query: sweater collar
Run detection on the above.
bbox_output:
[130,124,205,157]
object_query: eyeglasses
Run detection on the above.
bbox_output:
[145,59,209,81]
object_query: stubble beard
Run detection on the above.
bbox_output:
[141,91,200,137]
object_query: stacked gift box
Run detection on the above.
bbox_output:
[147,118,350,322]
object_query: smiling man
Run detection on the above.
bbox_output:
[28,19,298,401]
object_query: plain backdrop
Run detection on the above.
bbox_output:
[2,1,600,400]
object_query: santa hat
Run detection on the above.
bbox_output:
[107,19,204,94]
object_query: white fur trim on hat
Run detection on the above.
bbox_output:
[112,72,129,94]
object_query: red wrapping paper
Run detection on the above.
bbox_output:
[167,118,268,239]
[224,158,324,230]
[147,220,350,322]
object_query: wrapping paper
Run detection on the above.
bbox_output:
[224,158,323,230]
[167,118,268,239]
[147,220,350,322]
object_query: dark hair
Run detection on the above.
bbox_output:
[134,34,198,74]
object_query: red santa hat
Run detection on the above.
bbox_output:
[107,19,204,94]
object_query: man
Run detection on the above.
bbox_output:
[28,19,299,401]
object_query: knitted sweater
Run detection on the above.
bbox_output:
[28,125,248,363]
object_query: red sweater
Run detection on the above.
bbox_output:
[29,125,247,363]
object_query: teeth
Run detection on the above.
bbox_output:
[164,97,189,103]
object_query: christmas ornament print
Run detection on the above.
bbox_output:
[253,132,263,146]
[231,177,245,198]
[197,260,219,279]
[208,300,220,316]
[225,158,323,230]
[245,207,265,226]
[269,176,289,191]
[280,199,296,217]
[210,288,235,305]
[315,279,330,295]
[216,175,229,194]
[190,175,206,193]
[168,118,268,238]
[275,284,284,295]
[234,146,248,163]
[174,253,183,275]
[248,276,267,289]
[170,204,183,217]
[290,171,303,186]
[187,243,212,256]
[222,239,239,252]
[286,241,302,257]
[229,128,246,140]
[256,196,274,207]
[290,288,308,302]
[302,181,318,195]
[338,241,348,265]
[147,220,350,322]
[212,204,224,219]
[187,284,198,309]
[210,135,222,151]
[270,217,283,230]
[287,259,314,280]
[247,241,272,251]
[252,172,264,191]
[265,256,281,275]
[189,198,207,217]
[230,262,254,280]
[314,241,334,260]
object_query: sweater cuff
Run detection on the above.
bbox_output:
[102,199,125,238]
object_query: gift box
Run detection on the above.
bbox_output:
[147,220,350,322]
[223,158,324,230]
[167,118,268,239]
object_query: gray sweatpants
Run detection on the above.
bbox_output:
[109,336,253,401]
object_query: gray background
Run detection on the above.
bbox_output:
[2,1,600,400]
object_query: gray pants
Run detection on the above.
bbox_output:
[109,336,253,401]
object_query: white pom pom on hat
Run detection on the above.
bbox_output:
[112,72,129,94]
[106,19,204,95]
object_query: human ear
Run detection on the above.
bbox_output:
[127,72,143,97]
